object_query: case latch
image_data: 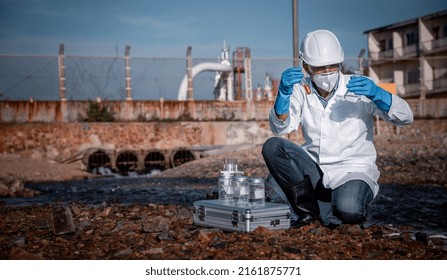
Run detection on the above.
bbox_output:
[197,205,205,221]
[231,210,239,227]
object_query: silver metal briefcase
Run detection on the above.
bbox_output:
[193,199,291,233]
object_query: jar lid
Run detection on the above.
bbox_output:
[249,177,265,183]
[234,175,248,182]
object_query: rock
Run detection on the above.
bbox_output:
[157,232,175,241]
[141,216,170,233]
[11,236,26,247]
[309,226,327,236]
[145,247,164,255]
[252,226,285,237]
[252,226,272,234]
[111,221,125,232]
[197,230,211,243]
[0,182,9,196]
[283,246,302,254]
[0,177,39,197]
[16,187,40,197]
[114,248,133,258]
[99,207,112,217]
[9,248,44,260]
[71,206,81,216]
[176,207,192,219]
[51,206,75,235]
[8,179,24,195]
[337,224,364,236]
[415,232,432,246]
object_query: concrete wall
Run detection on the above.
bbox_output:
[0,121,275,163]
[1,99,446,172]
[1,119,445,163]
[1,98,447,123]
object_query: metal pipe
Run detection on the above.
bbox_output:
[178,62,232,100]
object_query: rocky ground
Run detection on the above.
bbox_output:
[0,134,447,260]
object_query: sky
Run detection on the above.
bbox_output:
[1,0,447,59]
[0,0,447,101]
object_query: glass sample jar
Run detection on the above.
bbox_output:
[218,173,234,203]
[344,69,363,102]
[232,175,249,205]
[248,177,265,207]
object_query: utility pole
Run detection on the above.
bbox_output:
[292,0,299,67]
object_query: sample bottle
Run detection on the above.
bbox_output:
[344,69,363,102]
[248,177,265,207]
[218,158,244,203]
[298,77,311,95]
[232,175,249,205]
[218,173,234,203]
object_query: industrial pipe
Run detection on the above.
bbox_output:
[177,62,232,100]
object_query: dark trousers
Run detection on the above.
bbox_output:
[262,137,373,225]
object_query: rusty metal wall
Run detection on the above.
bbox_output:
[1,98,446,123]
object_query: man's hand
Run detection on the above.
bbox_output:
[346,76,392,112]
[274,67,304,116]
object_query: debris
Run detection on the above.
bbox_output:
[99,207,112,217]
[415,232,432,246]
[51,206,75,235]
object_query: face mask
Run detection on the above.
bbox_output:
[312,71,339,92]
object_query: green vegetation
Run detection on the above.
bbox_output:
[84,102,115,122]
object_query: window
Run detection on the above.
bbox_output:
[407,69,419,84]
[432,26,440,40]
[387,39,393,50]
[405,32,418,46]
[379,38,393,50]
[379,39,386,52]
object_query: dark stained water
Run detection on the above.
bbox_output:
[1,177,446,236]
[1,177,216,207]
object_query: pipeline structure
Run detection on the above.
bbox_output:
[83,147,199,175]
[177,42,270,101]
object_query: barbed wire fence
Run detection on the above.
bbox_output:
[0,52,445,101]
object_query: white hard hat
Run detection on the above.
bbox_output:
[299,30,344,67]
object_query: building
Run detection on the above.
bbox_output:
[364,9,447,99]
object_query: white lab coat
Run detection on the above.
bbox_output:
[269,74,414,198]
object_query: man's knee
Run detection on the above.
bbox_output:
[331,180,372,225]
[332,198,367,225]
[333,208,366,225]
[262,137,282,159]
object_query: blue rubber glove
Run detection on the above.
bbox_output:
[274,67,304,115]
[346,76,392,112]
